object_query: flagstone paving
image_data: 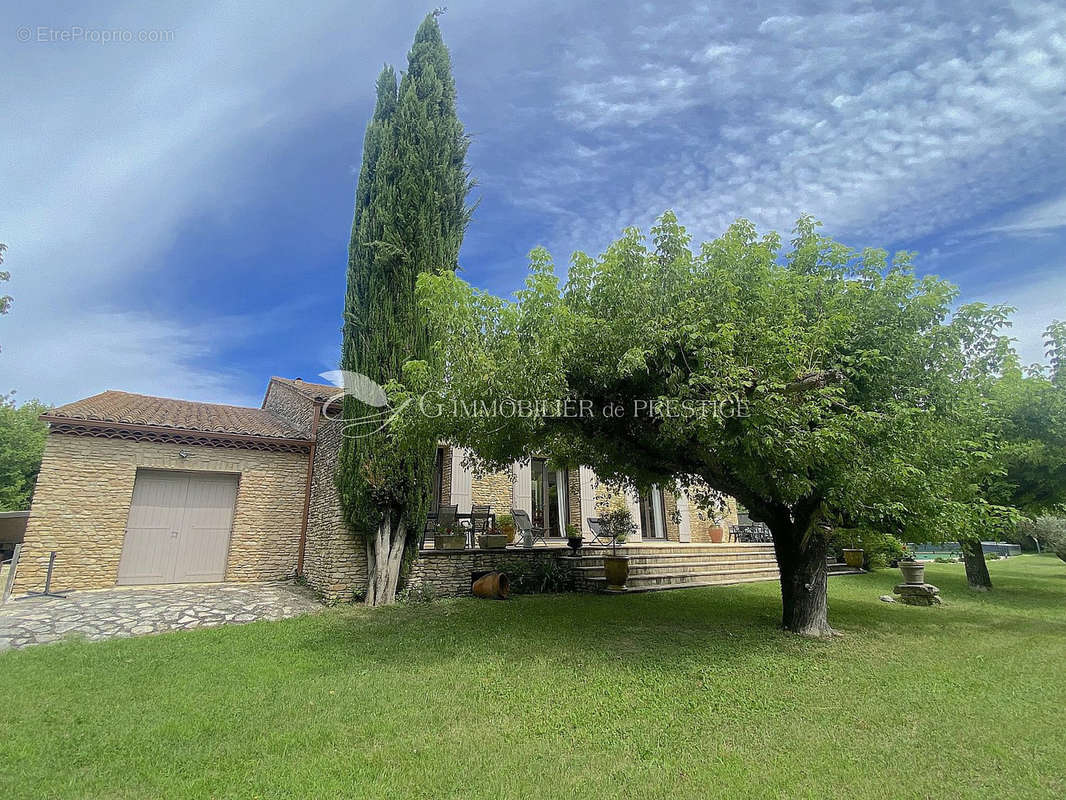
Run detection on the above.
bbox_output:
[0,582,321,651]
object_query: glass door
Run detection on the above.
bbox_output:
[530,458,569,537]
[638,485,667,539]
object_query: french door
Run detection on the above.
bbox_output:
[530,458,569,536]
[638,485,667,539]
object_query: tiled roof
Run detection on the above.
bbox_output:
[44,391,309,440]
[270,377,345,403]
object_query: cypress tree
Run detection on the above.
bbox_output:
[337,12,472,605]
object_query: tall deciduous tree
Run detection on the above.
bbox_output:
[0,397,49,511]
[337,12,472,606]
[416,213,1005,636]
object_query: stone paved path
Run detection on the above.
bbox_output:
[0,582,321,651]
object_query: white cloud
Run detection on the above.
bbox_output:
[543,0,1066,253]
[0,0,427,406]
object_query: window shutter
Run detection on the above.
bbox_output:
[676,488,692,543]
[579,466,598,535]
[512,459,532,515]
[450,447,472,514]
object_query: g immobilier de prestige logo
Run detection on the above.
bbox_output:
[318,370,748,440]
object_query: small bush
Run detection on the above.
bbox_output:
[1015,516,1066,559]
[507,560,573,594]
[398,582,436,604]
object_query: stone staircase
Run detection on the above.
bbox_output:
[564,543,780,593]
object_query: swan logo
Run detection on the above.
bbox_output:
[318,370,410,439]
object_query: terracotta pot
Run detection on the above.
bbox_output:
[435,533,467,551]
[472,571,510,599]
[709,526,725,543]
[478,534,508,550]
[603,555,629,590]
[842,548,865,569]
[899,560,925,585]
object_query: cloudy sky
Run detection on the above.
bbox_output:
[2,0,1064,407]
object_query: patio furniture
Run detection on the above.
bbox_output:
[587,517,615,546]
[731,523,772,543]
[469,504,492,547]
[510,509,546,547]
[435,504,458,532]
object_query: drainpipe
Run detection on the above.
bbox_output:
[296,400,321,576]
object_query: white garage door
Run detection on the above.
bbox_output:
[117,469,238,585]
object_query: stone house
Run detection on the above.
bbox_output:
[14,377,741,600]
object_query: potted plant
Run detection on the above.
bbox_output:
[898,547,925,584]
[497,514,516,544]
[565,523,583,552]
[708,513,726,543]
[601,503,635,590]
[435,525,467,551]
[841,531,865,569]
[478,526,508,550]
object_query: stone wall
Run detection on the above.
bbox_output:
[261,380,315,434]
[471,465,514,511]
[302,418,367,601]
[16,433,307,593]
[406,548,574,598]
[688,495,740,543]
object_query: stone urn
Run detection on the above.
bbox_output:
[842,548,865,569]
[899,559,925,584]
[603,555,629,590]
[567,535,583,552]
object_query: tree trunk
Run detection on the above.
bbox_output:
[960,537,992,591]
[364,508,409,606]
[768,516,834,637]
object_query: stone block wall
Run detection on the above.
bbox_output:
[16,434,307,593]
[406,548,574,598]
[261,380,315,434]
[302,418,368,601]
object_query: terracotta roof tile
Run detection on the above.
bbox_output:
[45,391,308,440]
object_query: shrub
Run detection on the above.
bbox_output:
[1015,516,1066,557]
[397,582,436,604]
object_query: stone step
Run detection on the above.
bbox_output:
[574,544,775,556]
[572,557,780,577]
[569,552,776,567]
[586,565,781,586]
[593,571,781,593]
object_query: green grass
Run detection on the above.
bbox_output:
[2,556,1064,799]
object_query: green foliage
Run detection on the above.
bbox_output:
[1014,515,1066,551]
[336,13,472,557]
[416,214,1013,550]
[506,559,573,594]
[0,242,11,318]
[397,582,437,604]
[0,397,50,510]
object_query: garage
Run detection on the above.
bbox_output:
[117,469,239,585]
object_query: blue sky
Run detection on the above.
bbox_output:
[2,0,1064,408]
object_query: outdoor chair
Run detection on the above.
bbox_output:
[510,508,546,547]
[434,504,459,536]
[469,504,492,547]
[587,517,615,546]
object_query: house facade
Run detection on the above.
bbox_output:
[14,377,739,601]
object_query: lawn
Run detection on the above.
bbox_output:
[2,556,1064,799]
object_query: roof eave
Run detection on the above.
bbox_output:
[39,414,314,449]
